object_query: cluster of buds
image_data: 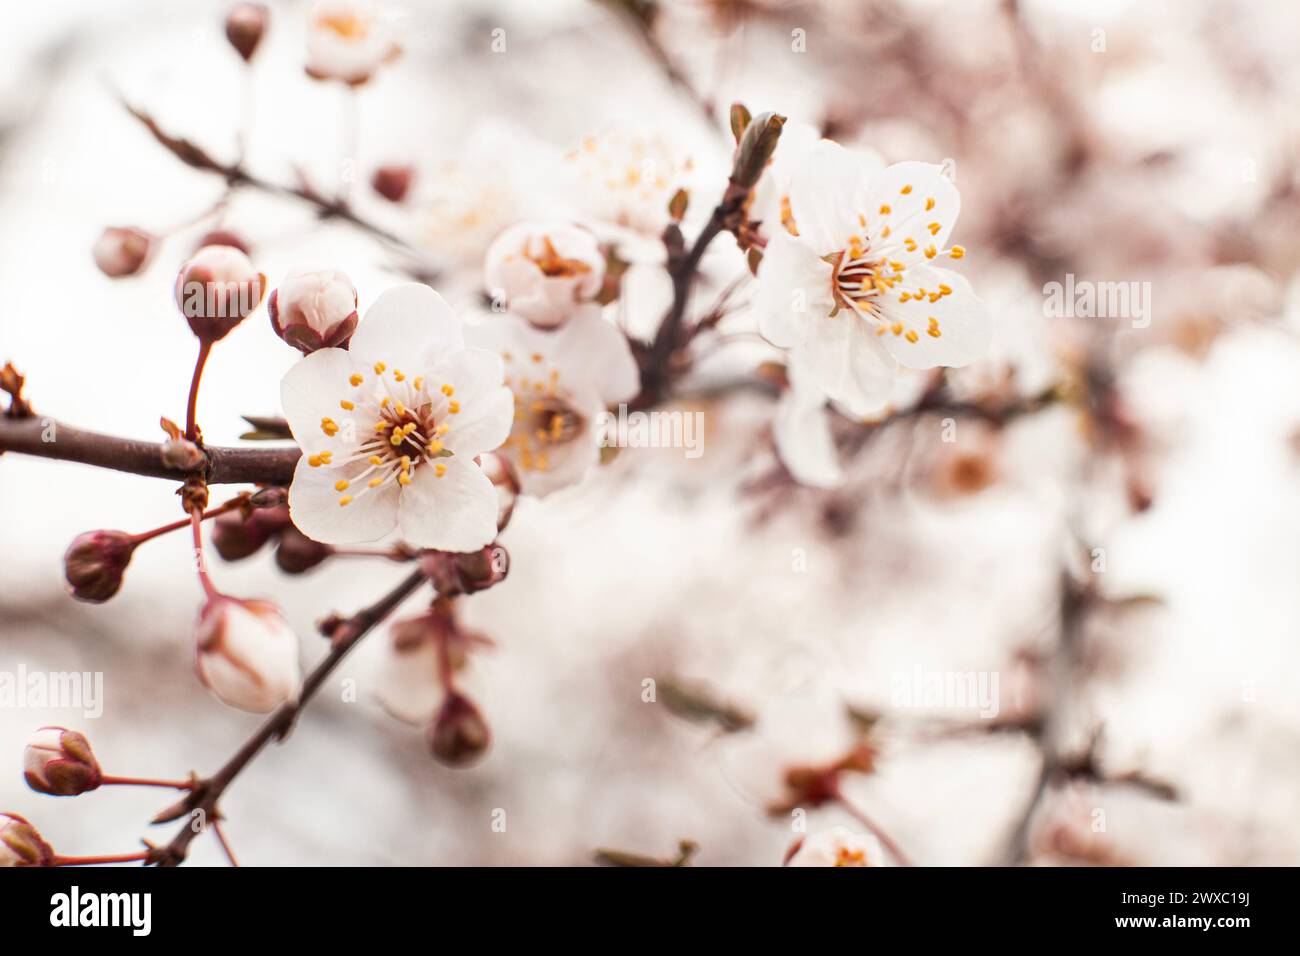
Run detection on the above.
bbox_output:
[378,602,493,767]
[267,269,359,354]
[210,492,334,573]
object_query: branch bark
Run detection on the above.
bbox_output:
[151,567,430,866]
[0,415,299,485]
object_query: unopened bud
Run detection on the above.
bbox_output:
[161,437,206,471]
[371,164,414,203]
[421,545,509,596]
[478,452,520,532]
[24,727,103,797]
[92,226,153,278]
[732,111,786,190]
[174,244,266,343]
[267,269,358,353]
[427,692,490,767]
[63,530,136,603]
[225,3,269,62]
[210,504,292,562]
[0,813,54,867]
[274,526,334,573]
[195,595,301,712]
[195,228,251,255]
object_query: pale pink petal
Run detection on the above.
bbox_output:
[800,312,896,415]
[754,232,835,348]
[876,265,992,369]
[287,455,400,544]
[280,347,367,459]
[787,140,872,256]
[866,162,961,264]
[397,457,498,552]
[349,284,464,366]
[552,313,640,404]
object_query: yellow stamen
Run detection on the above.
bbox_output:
[949,246,966,259]
[441,384,455,396]
[339,496,353,507]
[373,362,386,374]
[900,184,913,195]
[925,197,935,211]
[340,400,354,411]
[335,479,350,492]
[349,373,364,387]
[905,330,919,343]
[435,463,447,477]
[449,401,460,414]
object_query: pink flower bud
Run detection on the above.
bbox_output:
[370,164,414,203]
[210,505,291,561]
[195,228,251,255]
[427,692,490,767]
[478,452,520,532]
[195,596,301,712]
[274,526,334,573]
[63,530,136,603]
[420,545,509,596]
[23,727,103,797]
[225,3,269,62]
[92,226,153,278]
[0,813,54,867]
[267,270,358,353]
[174,244,266,343]
[484,222,605,328]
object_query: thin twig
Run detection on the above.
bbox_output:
[151,567,429,866]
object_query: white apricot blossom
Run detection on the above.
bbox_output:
[281,284,514,550]
[304,0,397,85]
[484,221,605,328]
[566,126,694,238]
[774,357,930,488]
[755,141,991,414]
[787,826,885,867]
[466,312,639,496]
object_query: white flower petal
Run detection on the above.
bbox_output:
[787,140,872,256]
[877,265,992,369]
[397,457,498,552]
[867,161,961,262]
[287,455,400,544]
[349,283,464,366]
[444,384,515,457]
[774,385,843,488]
[280,347,367,459]
[799,312,896,415]
[754,232,834,348]
[552,313,640,404]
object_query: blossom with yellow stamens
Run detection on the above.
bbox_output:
[754,140,990,414]
[466,311,638,496]
[281,284,513,550]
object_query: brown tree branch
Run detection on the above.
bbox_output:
[0,414,299,485]
[150,567,430,866]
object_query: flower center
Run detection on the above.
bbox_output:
[526,237,592,279]
[834,846,869,867]
[307,362,465,507]
[500,351,582,473]
[317,12,370,40]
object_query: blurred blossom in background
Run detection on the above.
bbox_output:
[2,0,1300,865]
